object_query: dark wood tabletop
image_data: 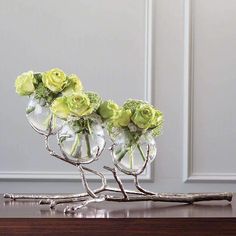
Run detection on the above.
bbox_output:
[1,193,236,235]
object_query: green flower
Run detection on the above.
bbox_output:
[86,92,102,112]
[51,97,70,119]
[123,99,147,113]
[114,109,132,127]
[150,110,164,136]
[15,71,35,96]
[67,93,93,117]
[62,74,83,96]
[98,100,119,119]
[151,110,163,128]
[42,68,68,93]
[131,104,155,129]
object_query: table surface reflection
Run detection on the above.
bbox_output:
[0,194,235,218]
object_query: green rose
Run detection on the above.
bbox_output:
[15,71,35,96]
[50,97,70,119]
[131,104,155,129]
[62,74,83,96]
[86,92,102,112]
[42,68,68,93]
[114,109,132,127]
[98,100,119,119]
[67,93,93,117]
[151,110,163,128]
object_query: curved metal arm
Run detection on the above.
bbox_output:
[104,166,128,199]
[78,165,98,198]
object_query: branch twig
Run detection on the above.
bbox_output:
[105,192,233,204]
[104,166,128,199]
[64,196,105,214]
[78,165,97,198]
[134,175,156,195]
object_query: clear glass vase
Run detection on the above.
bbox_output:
[111,129,157,174]
[26,95,63,135]
[57,119,105,163]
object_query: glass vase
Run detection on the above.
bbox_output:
[57,119,105,163]
[111,129,157,174]
[26,95,63,135]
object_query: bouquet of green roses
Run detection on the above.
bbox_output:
[15,68,84,133]
[15,68,163,170]
[15,68,105,162]
[98,99,163,172]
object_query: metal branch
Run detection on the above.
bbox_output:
[78,165,97,198]
[64,196,105,214]
[104,166,128,199]
[132,145,156,195]
[4,116,234,213]
[82,166,107,189]
[45,134,77,166]
[134,175,156,195]
[3,193,80,200]
[40,197,89,209]
[105,192,233,203]
[4,186,145,202]
[37,187,144,208]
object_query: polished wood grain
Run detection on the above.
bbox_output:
[1,194,236,235]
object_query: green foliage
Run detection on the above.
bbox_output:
[86,92,102,112]
[34,82,57,104]
[123,99,147,113]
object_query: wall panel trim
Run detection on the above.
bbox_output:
[183,0,236,182]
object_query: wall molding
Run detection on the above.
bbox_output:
[183,0,236,182]
[0,0,153,181]
[0,170,150,181]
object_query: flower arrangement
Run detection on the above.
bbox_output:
[15,68,83,104]
[98,99,163,172]
[15,68,163,168]
[9,68,231,214]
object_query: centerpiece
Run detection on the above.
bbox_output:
[4,68,233,214]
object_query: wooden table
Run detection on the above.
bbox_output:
[0,194,236,235]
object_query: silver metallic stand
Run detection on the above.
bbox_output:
[4,121,233,214]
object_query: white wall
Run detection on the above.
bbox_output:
[0,0,236,193]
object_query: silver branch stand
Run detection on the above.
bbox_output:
[4,120,233,214]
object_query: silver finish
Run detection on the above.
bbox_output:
[78,165,98,198]
[103,166,128,199]
[4,119,233,214]
[64,196,106,214]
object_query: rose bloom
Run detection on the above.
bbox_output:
[42,68,68,93]
[15,71,35,96]
[67,93,93,117]
[51,97,70,119]
[62,74,83,96]
[98,100,119,119]
[131,104,155,129]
